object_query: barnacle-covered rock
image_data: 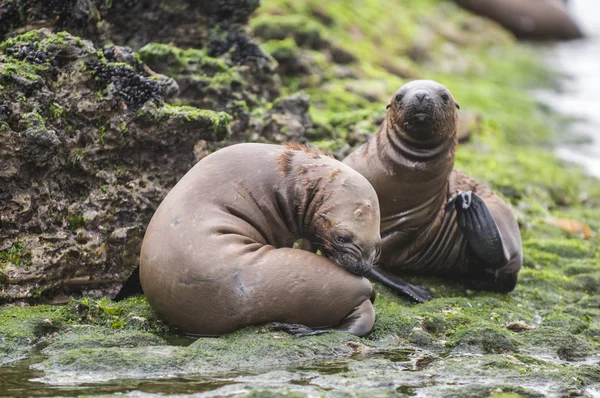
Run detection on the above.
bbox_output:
[0,29,231,303]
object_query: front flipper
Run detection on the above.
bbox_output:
[268,299,376,337]
[370,268,433,303]
[113,267,144,301]
[446,191,506,269]
[268,322,331,337]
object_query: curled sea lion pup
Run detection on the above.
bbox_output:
[139,143,381,336]
[343,80,522,302]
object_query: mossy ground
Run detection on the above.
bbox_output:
[1,0,599,396]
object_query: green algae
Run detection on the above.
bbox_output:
[448,324,520,354]
[262,38,299,63]
[251,14,324,43]
[0,242,30,268]
[0,30,73,51]
[0,57,46,85]
[138,43,229,75]
[65,296,174,334]
[42,328,167,354]
[137,102,232,140]
[252,0,553,144]
[30,324,363,382]
[66,214,86,229]
[0,305,66,365]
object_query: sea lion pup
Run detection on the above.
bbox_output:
[343,80,522,303]
[140,143,381,337]
[454,0,582,41]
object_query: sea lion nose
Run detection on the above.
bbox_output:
[414,91,428,103]
[357,261,373,277]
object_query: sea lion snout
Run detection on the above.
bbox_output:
[408,90,434,122]
[415,91,427,103]
[386,80,459,142]
[339,255,372,277]
[336,246,380,277]
[352,245,382,277]
[320,242,375,277]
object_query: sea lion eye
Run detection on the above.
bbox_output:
[335,235,351,244]
[395,93,403,102]
[441,93,450,102]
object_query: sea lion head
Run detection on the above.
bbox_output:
[387,80,459,144]
[315,193,381,278]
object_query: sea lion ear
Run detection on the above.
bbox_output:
[455,102,460,110]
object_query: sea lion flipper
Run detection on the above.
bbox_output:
[268,322,331,337]
[453,191,506,268]
[468,269,519,293]
[370,268,433,303]
[334,299,376,336]
[113,266,144,301]
[268,299,375,337]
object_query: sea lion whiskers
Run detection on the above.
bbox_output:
[313,233,351,268]
[373,246,382,264]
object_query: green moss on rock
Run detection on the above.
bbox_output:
[251,14,326,48]
[448,325,520,354]
[42,328,166,354]
[262,38,299,63]
[0,242,31,268]
[522,327,593,362]
[138,43,229,76]
[0,304,65,365]
[138,103,232,141]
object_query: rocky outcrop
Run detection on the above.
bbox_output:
[0,0,283,139]
[0,0,318,303]
[0,29,231,303]
[0,0,259,47]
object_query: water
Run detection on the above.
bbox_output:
[0,357,236,397]
[537,0,600,178]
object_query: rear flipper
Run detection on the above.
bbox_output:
[468,268,519,293]
[446,191,506,269]
[370,268,433,303]
[269,299,375,337]
[268,323,331,337]
[113,267,143,301]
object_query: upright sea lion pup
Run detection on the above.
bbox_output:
[139,143,381,336]
[344,80,522,302]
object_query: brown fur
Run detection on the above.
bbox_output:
[278,149,295,174]
[285,141,322,158]
[141,143,381,336]
[344,80,522,291]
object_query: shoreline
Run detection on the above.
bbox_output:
[1,1,599,396]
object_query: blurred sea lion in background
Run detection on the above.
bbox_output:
[454,0,583,40]
[344,80,523,303]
